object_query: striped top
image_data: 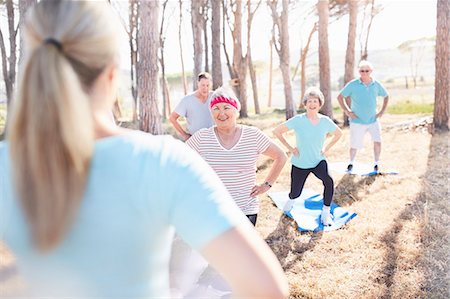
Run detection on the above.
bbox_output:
[187,125,271,215]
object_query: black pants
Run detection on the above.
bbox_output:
[289,160,334,206]
[246,214,257,226]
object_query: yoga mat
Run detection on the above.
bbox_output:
[268,190,357,232]
[329,162,399,176]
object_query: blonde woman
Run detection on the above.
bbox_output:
[274,87,342,226]
[187,87,287,225]
[0,1,288,298]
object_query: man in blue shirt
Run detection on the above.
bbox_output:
[337,60,389,172]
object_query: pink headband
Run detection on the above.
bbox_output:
[210,95,239,110]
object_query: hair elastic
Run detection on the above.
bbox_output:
[44,38,63,51]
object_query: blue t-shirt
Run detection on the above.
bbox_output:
[0,132,245,297]
[285,113,337,169]
[339,78,388,124]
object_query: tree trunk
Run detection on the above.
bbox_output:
[230,0,248,118]
[343,0,357,126]
[178,0,188,95]
[211,0,223,89]
[247,0,261,114]
[160,0,170,120]
[280,0,295,119]
[433,0,449,130]
[267,36,273,108]
[202,0,210,73]
[318,0,333,118]
[138,1,162,134]
[300,23,317,107]
[268,0,295,119]
[191,1,203,90]
[129,0,139,121]
[0,0,17,108]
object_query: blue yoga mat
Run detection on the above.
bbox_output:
[329,162,399,176]
[268,190,357,232]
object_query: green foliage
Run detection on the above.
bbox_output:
[387,101,433,114]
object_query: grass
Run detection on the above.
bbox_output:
[253,112,449,298]
[1,86,448,298]
[388,101,434,114]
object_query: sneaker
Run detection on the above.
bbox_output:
[283,199,296,212]
[346,164,353,172]
[374,164,379,172]
[321,212,334,226]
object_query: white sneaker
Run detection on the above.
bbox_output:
[321,210,334,226]
[283,199,296,212]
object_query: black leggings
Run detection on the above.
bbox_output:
[289,160,334,207]
[246,214,258,226]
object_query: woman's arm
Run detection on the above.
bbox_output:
[322,127,343,155]
[201,224,289,299]
[250,142,287,196]
[273,124,298,156]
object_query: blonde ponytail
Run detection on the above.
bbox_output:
[7,0,119,251]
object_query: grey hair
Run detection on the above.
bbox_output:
[358,60,373,70]
[302,87,324,106]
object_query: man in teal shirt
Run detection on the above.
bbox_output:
[337,60,389,172]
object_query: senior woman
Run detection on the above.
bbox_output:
[273,87,342,226]
[187,87,287,226]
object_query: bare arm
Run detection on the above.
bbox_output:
[322,127,343,155]
[250,142,287,197]
[337,94,357,119]
[273,124,298,156]
[169,112,191,141]
[376,96,389,119]
[201,224,289,298]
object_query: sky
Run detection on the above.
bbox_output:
[0,0,438,78]
[156,0,437,74]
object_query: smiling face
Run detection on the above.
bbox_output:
[305,96,322,113]
[211,102,238,128]
[359,66,372,80]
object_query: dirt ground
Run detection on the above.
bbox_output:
[1,113,449,298]
[254,113,449,298]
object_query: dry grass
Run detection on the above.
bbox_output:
[254,112,449,298]
[1,113,448,298]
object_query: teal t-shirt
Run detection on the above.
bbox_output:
[285,113,337,169]
[0,132,245,297]
[340,78,388,124]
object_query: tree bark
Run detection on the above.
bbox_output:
[178,0,188,95]
[0,0,17,108]
[268,0,295,120]
[267,36,273,108]
[160,0,170,120]
[191,0,204,90]
[230,0,248,118]
[318,0,333,118]
[129,0,139,121]
[247,0,262,114]
[343,0,357,126]
[138,0,162,134]
[202,0,210,72]
[433,0,449,130]
[211,0,223,89]
[300,23,317,107]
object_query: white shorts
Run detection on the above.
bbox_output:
[350,121,381,149]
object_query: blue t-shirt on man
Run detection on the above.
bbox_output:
[285,113,337,169]
[340,78,388,124]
